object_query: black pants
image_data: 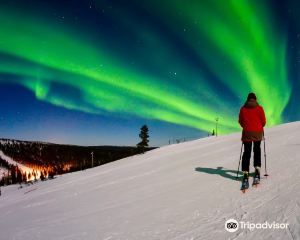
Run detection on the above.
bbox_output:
[242,141,261,172]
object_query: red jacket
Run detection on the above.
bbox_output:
[239,100,266,141]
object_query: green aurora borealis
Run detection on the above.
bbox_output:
[0,0,298,144]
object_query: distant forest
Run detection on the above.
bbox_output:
[0,139,155,186]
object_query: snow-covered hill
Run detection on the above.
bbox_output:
[1,122,300,240]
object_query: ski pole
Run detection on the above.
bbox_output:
[236,142,243,179]
[263,132,268,177]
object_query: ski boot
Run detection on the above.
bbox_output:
[252,167,260,187]
[241,171,249,192]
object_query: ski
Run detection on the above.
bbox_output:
[241,188,248,193]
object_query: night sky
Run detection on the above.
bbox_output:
[0,0,300,146]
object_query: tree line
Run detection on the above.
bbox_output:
[0,125,152,186]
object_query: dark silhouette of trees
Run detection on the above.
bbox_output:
[17,167,22,184]
[0,138,156,186]
[137,125,149,153]
[40,171,45,181]
[11,166,16,184]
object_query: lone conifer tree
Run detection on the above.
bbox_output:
[137,125,149,153]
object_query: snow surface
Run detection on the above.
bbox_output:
[1,122,300,240]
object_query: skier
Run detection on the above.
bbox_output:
[239,93,266,190]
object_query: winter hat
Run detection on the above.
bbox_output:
[247,92,257,101]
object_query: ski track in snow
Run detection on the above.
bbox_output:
[0,122,300,239]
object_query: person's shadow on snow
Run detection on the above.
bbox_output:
[195,166,246,181]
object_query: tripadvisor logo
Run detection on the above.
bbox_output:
[225,218,289,232]
[225,219,239,232]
